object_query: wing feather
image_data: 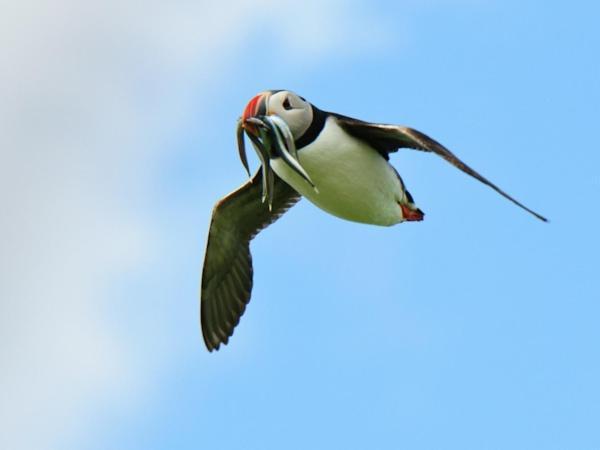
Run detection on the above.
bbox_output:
[334,114,547,222]
[200,170,301,351]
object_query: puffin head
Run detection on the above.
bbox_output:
[242,90,313,140]
[237,90,317,209]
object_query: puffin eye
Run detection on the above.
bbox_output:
[282,97,292,110]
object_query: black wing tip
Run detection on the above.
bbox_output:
[527,212,548,223]
[202,330,229,352]
[205,341,221,352]
[512,202,548,223]
[200,311,228,352]
[205,342,218,352]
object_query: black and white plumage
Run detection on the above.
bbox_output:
[200,90,546,351]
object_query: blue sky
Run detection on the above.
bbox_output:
[2,1,599,449]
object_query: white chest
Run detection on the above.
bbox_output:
[270,117,404,226]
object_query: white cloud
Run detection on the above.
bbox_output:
[0,1,390,449]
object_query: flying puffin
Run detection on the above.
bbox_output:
[200,89,546,351]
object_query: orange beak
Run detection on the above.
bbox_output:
[242,92,271,135]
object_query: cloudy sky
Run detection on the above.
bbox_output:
[2,1,599,449]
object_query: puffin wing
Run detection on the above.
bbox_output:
[333,114,547,222]
[201,170,301,351]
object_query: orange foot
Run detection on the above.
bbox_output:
[400,204,425,222]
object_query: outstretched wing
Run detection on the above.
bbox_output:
[201,170,301,351]
[333,114,547,222]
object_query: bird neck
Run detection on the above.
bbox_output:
[295,105,327,149]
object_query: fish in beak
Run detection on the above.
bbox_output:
[237,91,316,210]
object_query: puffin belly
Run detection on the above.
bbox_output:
[271,118,404,226]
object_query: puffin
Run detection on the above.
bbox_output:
[200,89,546,351]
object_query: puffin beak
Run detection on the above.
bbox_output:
[236,92,274,207]
[242,92,271,136]
[236,92,271,179]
